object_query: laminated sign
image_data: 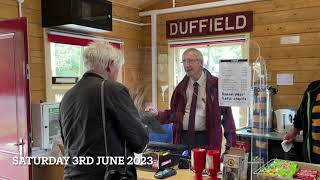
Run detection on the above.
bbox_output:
[218,59,251,107]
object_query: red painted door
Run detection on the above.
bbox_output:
[0,18,31,180]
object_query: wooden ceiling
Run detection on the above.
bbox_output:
[112,0,223,10]
[112,0,163,10]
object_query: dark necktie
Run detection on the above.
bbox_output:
[188,82,199,142]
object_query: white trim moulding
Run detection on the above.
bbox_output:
[139,0,260,16]
[113,17,150,26]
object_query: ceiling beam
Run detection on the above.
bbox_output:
[140,0,260,16]
[140,0,164,10]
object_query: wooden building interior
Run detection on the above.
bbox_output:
[1,0,320,179]
[1,0,319,111]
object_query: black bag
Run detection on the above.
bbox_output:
[101,80,129,180]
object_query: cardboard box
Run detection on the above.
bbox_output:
[223,147,248,180]
[143,151,174,170]
[223,154,242,180]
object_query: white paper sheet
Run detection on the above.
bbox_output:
[218,59,251,107]
[277,73,293,85]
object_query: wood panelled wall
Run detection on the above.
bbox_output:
[104,3,145,92]
[0,0,45,103]
[0,0,144,103]
[142,0,320,110]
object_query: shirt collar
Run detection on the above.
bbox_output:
[190,70,206,87]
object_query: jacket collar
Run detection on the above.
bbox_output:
[308,80,320,93]
[82,70,105,80]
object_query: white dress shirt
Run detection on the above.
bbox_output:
[183,70,207,131]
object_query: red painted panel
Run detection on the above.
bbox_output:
[0,17,30,180]
[47,33,122,49]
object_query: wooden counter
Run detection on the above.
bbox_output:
[32,165,64,180]
[137,168,210,180]
[32,165,208,180]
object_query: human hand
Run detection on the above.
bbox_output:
[145,105,158,116]
[283,132,297,144]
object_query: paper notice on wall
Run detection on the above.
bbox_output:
[218,59,251,107]
[280,36,300,44]
[276,73,293,85]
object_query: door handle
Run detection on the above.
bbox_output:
[14,142,25,146]
[15,139,25,156]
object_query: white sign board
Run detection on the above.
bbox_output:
[277,73,293,85]
[280,36,300,44]
[218,59,251,107]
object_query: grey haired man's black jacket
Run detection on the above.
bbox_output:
[59,72,149,180]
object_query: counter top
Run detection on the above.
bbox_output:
[137,167,212,180]
[33,165,214,180]
[236,128,303,142]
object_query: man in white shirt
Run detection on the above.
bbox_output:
[146,48,236,151]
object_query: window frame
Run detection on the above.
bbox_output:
[167,34,250,129]
[44,29,124,102]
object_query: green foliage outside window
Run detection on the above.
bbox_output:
[54,44,82,77]
[177,44,243,80]
[208,45,242,75]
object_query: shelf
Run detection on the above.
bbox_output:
[236,128,303,142]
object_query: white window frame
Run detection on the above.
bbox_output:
[167,34,250,128]
[44,29,124,102]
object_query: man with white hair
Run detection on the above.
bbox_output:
[146,48,236,153]
[59,42,148,180]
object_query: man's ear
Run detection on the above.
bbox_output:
[106,60,113,72]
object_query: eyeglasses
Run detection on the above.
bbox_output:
[181,59,199,65]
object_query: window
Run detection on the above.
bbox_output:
[50,43,86,78]
[48,42,87,102]
[169,35,249,129]
[45,31,123,103]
